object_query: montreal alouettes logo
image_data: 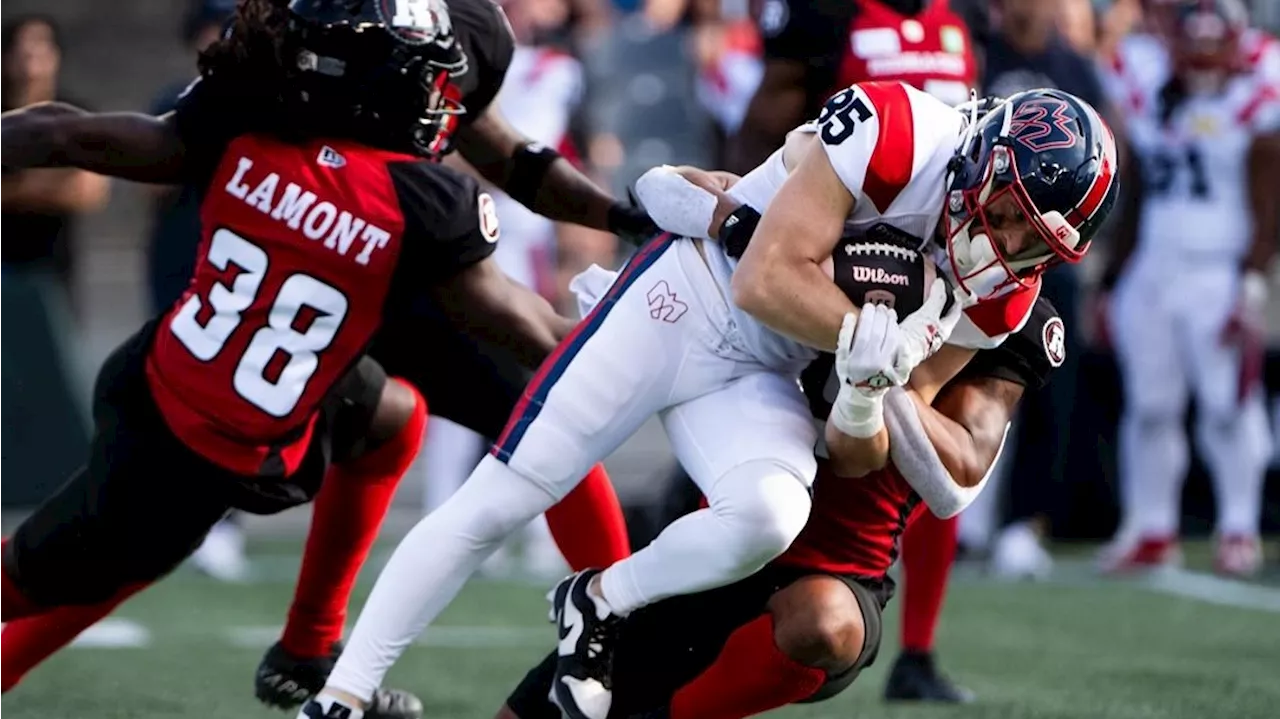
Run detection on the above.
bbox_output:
[1042,317,1066,367]
[851,265,910,287]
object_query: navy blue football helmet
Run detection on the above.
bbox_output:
[941,88,1119,297]
[285,0,468,156]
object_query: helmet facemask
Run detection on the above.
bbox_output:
[942,100,1090,300]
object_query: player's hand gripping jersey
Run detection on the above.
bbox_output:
[145,85,501,477]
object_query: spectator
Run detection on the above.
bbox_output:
[2,14,109,309]
[976,0,1111,578]
[146,0,243,583]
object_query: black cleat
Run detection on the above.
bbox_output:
[549,569,623,719]
[257,641,337,708]
[257,640,423,719]
[883,650,976,703]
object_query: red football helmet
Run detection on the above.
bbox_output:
[1158,0,1250,75]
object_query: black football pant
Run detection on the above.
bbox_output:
[3,323,384,610]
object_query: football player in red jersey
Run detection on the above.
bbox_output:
[490,293,1065,719]
[729,0,986,699]
[0,2,624,714]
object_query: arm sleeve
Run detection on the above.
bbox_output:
[955,298,1062,391]
[387,160,499,282]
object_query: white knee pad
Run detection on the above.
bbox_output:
[704,459,813,568]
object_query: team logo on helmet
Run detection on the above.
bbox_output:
[1008,97,1079,153]
[376,0,452,46]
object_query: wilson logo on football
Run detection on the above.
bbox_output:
[851,266,910,286]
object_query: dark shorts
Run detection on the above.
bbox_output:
[4,321,386,606]
[507,565,891,719]
[369,294,531,442]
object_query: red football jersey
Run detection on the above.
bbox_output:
[760,0,980,108]
[146,132,498,477]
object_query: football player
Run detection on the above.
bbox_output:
[1098,0,1279,576]
[493,294,1065,719]
[732,0,986,699]
[0,2,585,714]
[256,0,638,710]
[302,83,1116,719]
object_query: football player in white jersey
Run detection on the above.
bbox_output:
[1099,0,1280,576]
[417,0,585,579]
[299,82,1118,719]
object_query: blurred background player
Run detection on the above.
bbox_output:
[1098,0,1280,577]
[728,0,985,703]
[417,0,586,580]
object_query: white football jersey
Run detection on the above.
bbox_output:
[710,80,1038,366]
[1105,33,1280,264]
[489,46,584,287]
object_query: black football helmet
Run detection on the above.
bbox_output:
[285,0,468,156]
[940,88,1119,299]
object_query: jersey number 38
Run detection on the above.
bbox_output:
[168,228,350,417]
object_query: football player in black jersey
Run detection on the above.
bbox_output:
[490,297,1065,719]
[0,2,642,717]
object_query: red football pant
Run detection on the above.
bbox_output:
[281,380,427,658]
[900,511,959,652]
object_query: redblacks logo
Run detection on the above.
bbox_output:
[852,265,910,286]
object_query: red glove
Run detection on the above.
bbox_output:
[1221,271,1268,404]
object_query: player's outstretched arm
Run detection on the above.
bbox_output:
[431,255,577,369]
[454,106,653,237]
[1,102,187,184]
[731,142,856,351]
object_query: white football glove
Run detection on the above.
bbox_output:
[831,303,899,438]
[885,278,967,384]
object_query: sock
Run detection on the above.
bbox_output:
[599,461,810,616]
[544,463,631,571]
[1,581,148,692]
[900,511,958,653]
[1,541,41,622]
[325,454,557,702]
[669,615,826,719]
[1197,398,1271,537]
[1120,412,1188,538]
[280,380,427,659]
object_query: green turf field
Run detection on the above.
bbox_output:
[4,541,1280,719]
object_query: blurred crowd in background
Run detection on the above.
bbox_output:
[4,0,1280,581]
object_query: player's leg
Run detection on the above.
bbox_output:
[309,235,718,716]
[1102,270,1190,570]
[2,328,235,687]
[885,511,972,703]
[598,371,819,615]
[259,361,426,718]
[1185,269,1271,576]
[668,574,884,719]
[549,372,818,719]
[376,296,630,572]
